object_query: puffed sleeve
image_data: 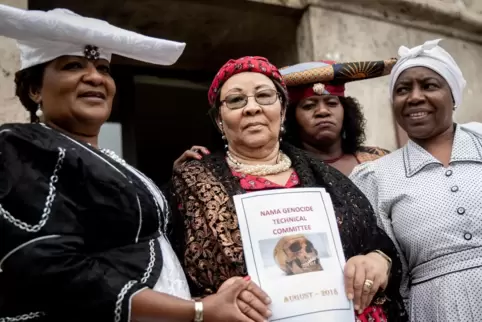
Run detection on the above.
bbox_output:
[350,162,411,309]
[460,122,482,136]
[0,126,157,322]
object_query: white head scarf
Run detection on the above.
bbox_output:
[389,39,466,109]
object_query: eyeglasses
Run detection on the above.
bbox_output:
[221,89,280,110]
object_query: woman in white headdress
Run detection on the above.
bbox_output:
[0,5,271,322]
[350,38,482,320]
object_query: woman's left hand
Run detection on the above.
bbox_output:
[344,252,390,314]
[172,145,210,170]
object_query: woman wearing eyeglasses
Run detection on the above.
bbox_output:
[169,56,407,321]
[174,59,396,177]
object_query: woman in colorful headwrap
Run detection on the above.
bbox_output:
[170,56,408,321]
[0,5,272,322]
[278,59,396,176]
[350,39,482,320]
[174,59,397,177]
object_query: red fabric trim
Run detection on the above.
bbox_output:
[288,83,345,105]
[231,170,299,190]
[356,306,387,322]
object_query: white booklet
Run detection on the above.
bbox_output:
[233,188,355,322]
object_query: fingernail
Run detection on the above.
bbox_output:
[354,305,359,310]
[358,310,363,314]
[196,155,202,159]
[243,275,251,281]
[265,297,272,304]
[347,293,353,300]
[205,149,211,154]
[266,310,272,316]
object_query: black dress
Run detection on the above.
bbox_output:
[169,143,408,321]
[0,123,188,322]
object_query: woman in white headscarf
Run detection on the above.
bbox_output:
[350,39,482,321]
[0,5,271,322]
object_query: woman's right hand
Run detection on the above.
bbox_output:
[202,277,272,322]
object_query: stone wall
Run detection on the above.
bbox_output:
[0,0,29,124]
[252,0,482,149]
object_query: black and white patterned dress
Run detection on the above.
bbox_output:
[0,123,190,322]
[350,124,482,321]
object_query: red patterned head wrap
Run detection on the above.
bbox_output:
[279,58,397,106]
[208,56,287,107]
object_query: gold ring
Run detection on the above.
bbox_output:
[364,279,374,290]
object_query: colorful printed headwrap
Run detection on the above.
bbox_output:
[279,58,397,105]
[208,56,286,107]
